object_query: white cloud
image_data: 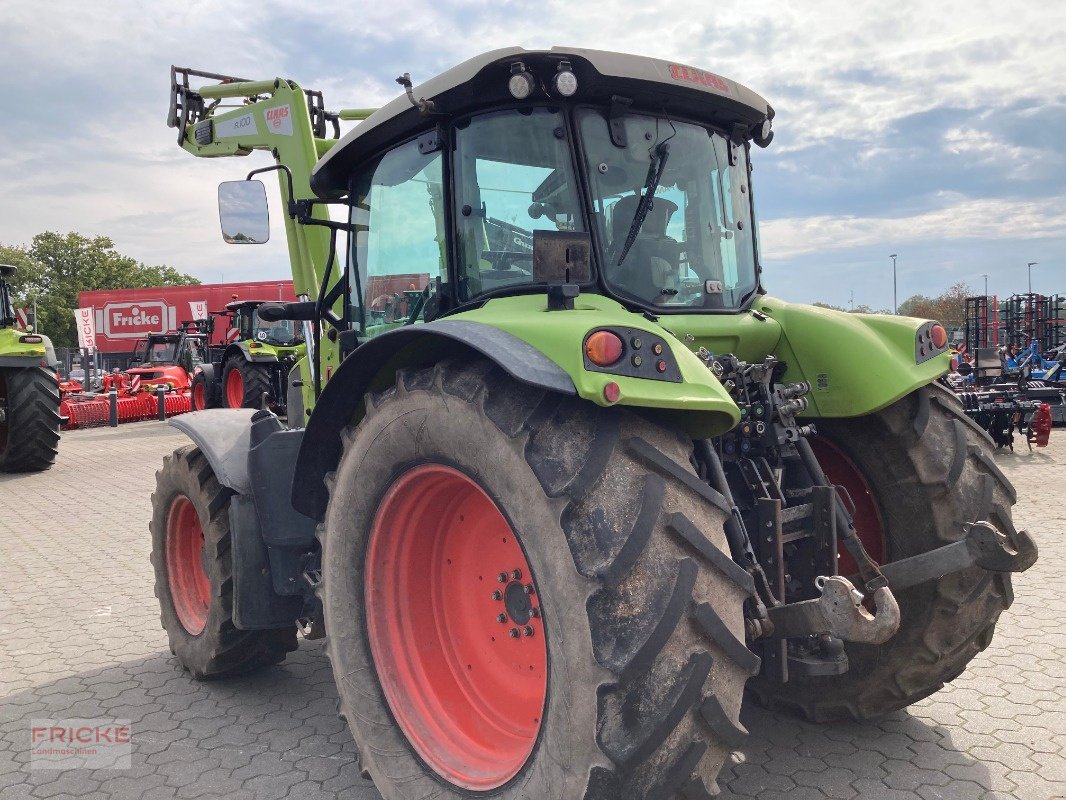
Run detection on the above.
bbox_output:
[0,0,1062,293]
[761,196,1066,260]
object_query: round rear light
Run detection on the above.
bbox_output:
[585,331,624,366]
[603,382,621,403]
[930,324,948,349]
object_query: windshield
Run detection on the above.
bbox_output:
[252,315,300,346]
[144,338,178,364]
[453,108,585,300]
[578,110,758,310]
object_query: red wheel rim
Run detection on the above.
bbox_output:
[165,495,211,635]
[809,437,886,575]
[364,464,547,791]
[192,381,205,411]
[225,368,244,408]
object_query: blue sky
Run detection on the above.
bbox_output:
[0,0,1062,308]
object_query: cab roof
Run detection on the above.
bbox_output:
[312,46,771,198]
[225,300,270,311]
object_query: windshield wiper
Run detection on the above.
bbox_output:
[616,141,670,266]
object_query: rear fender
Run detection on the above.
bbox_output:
[291,319,577,520]
[756,297,952,417]
[169,409,316,629]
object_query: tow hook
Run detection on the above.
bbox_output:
[877,520,1038,591]
[763,576,901,645]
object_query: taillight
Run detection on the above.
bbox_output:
[930,324,947,349]
[585,331,624,366]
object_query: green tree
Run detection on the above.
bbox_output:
[897,281,970,326]
[7,232,200,347]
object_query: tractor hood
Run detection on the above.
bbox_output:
[312,46,771,198]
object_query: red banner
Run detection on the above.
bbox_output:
[79,280,297,353]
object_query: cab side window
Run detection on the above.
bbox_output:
[350,139,446,336]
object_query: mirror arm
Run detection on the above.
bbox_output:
[246,164,297,216]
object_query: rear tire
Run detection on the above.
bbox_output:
[150,444,297,679]
[0,366,61,473]
[222,358,272,409]
[321,360,755,800]
[750,383,1018,721]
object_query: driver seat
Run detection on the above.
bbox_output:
[610,194,680,303]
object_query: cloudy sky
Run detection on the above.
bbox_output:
[1,0,1063,309]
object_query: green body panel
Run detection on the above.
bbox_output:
[0,327,54,366]
[453,294,741,437]
[659,296,949,418]
[234,340,304,363]
[443,293,947,435]
[759,298,949,416]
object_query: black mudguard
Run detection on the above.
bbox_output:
[169,409,317,629]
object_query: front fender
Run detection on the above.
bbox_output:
[758,297,951,417]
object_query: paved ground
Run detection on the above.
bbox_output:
[0,420,1062,799]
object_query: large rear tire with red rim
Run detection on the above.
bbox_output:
[222,357,273,410]
[749,383,1018,721]
[321,360,754,800]
[150,444,297,679]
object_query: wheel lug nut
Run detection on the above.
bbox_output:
[511,569,522,580]
[523,625,535,637]
[497,614,508,623]
[508,628,520,638]
[497,572,508,583]
[491,590,503,601]
[523,584,535,595]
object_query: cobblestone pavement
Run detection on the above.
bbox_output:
[0,421,1062,799]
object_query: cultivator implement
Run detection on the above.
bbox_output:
[60,386,192,430]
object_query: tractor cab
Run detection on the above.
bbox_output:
[128,329,207,391]
[226,300,302,348]
[305,49,772,329]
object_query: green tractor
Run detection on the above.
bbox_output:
[154,52,1037,798]
[189,299,304,412]
[0,264,61,472]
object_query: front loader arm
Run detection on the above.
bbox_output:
[167,67,375,404]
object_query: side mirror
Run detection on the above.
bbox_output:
[218,180,270,244]
[0,263,17,278]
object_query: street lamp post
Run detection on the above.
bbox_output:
[889,254,898,314]
[1027,262,1038,295]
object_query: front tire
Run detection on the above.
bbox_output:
[0,366,61,473]
[322,360,755,800]
[751,383,1018,721]
[190,371,217,411]
[150,445,297,679]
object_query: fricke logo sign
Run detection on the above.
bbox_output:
[100,301,173,340]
